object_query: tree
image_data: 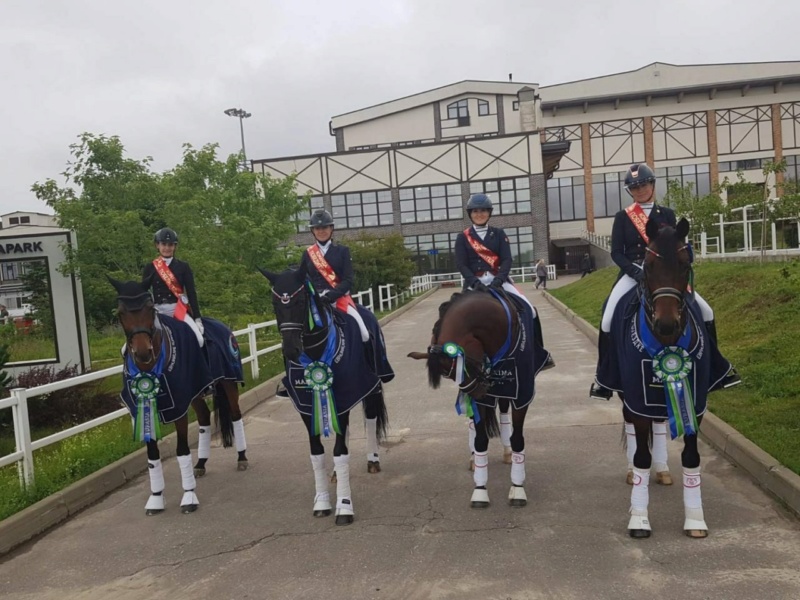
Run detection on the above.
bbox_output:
[661,179,726,237]
[19,260,54,338]
[33,134,306,326]
[347,233,416,294]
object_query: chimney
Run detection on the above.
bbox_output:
[508,73,513,82]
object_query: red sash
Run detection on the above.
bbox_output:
[625,203,651,244]
[463,228,500,273]
[153,258,190,320]
[306,245,356,311]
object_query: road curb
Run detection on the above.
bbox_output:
[541,290,800,519]
[0,287,439,556]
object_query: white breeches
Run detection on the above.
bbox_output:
[155,303,204,346]
[476,273,536,317]
[600,271,714,333]
[345,305,370,342]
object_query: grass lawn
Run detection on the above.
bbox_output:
[550,260,800,475]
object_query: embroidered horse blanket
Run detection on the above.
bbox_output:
[356,304,395,383]
[202,316,244,383]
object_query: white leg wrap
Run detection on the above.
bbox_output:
[333,455,353,514]
[683,469,703,509]
[473,451,489,488]
[652,421,669,472]
[627,510,651,532]
[232,419,247,452]
[625,422,636,468]
[177,454,196,492]
[346,305,370,342]
[181,315,205,347]
[510,451,525,486]
[630,467,650,512]
[499,412,512,449]
[148,459,165,494]
[693,292,714,321]
[468,419,476,455]
[310,454,331,510]
[365,417,379,461]
[197,427,211,460]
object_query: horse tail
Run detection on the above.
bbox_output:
[483,405,500,439]
[363,384,390,444]
[426,348,443,389]
[214,381,234,448]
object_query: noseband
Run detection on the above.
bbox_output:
[272,285,306,333]
[641,244,690,327]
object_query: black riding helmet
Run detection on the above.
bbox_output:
[309,208,334,228]
[154,227,178,244]
[466,193,493,215]
[624,163,656,194]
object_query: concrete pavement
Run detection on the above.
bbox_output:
[1,282,800,600]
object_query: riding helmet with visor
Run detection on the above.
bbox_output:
[309,208,334,228]
[466,193,493,215]
[154,227,179,244]
[624,163,656,194]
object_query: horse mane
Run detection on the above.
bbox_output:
[431,292,468,341]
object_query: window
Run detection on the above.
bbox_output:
[295,195,325,232]
[547,176,587,222]
[3,263,19,281]
[718,159,764,172]
[469,177,531,216]
[784,154,800,184]
[512,101,520,111]
[655,164,711,200]
[8,217,18,225]
[447,99,469,120]
[331,190,393,229]
[478,100,490,117]
[400,184,463,223]
[20,216,30,224]
[592,172,626,219]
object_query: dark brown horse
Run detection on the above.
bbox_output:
[599,218,729,538]
[409,289,547,509]
[110,278,247,515]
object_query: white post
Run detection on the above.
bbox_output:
[11,388,34,488]
[771,221,777,251]
[247,324,259,380]
[743,207,749,252]
[719,213,726,256]
[700,231,708,258]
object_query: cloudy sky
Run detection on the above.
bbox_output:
[2,0,798,215]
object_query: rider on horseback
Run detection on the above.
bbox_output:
[589,164,741,400]
[301,209,370,343]
[141,227,205,347]
[455,193,554,369]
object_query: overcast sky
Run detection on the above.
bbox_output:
[2,0,798,215]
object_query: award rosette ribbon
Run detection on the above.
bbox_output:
[304,360,340,437]
[132,371,162,442]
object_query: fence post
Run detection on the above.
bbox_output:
[771,222,777,251]
[700,231,707,258]
[11,388,34,488]
[247,324,259,380]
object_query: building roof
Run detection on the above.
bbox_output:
[539,61,800,108]
[0,225,69,237]
[330,79,539,129]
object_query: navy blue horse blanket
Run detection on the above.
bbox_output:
[121,315,244,424]
[596,287,732,420]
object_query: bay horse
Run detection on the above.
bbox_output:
[259,267,391,526]
[596,218,733,538]
[109,278,247,515]
[409,288,551,509]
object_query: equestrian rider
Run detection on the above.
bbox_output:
[455,193,553,368]
[301,209,370,343]
[141,227,205,347]
[589,163,740,400]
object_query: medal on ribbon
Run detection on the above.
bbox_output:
[132,371,162,442]
[304,360,340,437]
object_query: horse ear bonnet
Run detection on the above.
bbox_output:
[114,280,153,310]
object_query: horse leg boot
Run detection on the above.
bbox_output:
[471,451,490,508]
[652,421,672,485]
[624,422,636,485]
[508,451,527,507]
[683,468,708,538]
[145,458,166,515]
[233,418,248,471]
[176,454,199,513]
[499,412,512,464]
[194,425,211,477]
[365,417,381,473]
[467,419,476,471]
[628,421,652,537]
[333,454,354,525]
[310,454,331,517]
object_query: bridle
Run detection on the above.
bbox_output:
[428,344,490,395]
[271,283,331,351]
[119,302,161,366]
[641,243,691,331]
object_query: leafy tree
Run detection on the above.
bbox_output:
[19,260,54,338]
[33,134,306,326]
[661,179,726,237]
[347,233,416,294]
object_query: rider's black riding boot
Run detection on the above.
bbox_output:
[589,331,614,400]
[532,314,556,370]
[705,320,742,390]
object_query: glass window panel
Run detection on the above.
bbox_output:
[449,208,462,219]
[500,179,514,190]
[332,206,346,219]
[447,184,462,195]
[561,197,575,220]
[447,195,462,207]
[432,209,448,220]
[547,177,559,188]
[417,211,431,222]
[681,164,696,175]
[362,191,376,202]
[697,173,711,197]
[417,198,431,211]
[470,182,483,193]
[415,187,430,198]
[399,188,414,200]
[431,185,446,197]
[515,177,530,189]
[378,190,392,202]
[696,163,709,173]
[378,201,393,214]
[331,195,345,206]
[606,181,622,214]
[345,193,360,203]
[349,205,362,216]
[592,173,605,184]
[485,180,498,192]
[348,216,363,228]
[381,213,394,226]
[605,172,619,182]
[363,214,378,227]
[667,166,682,177]
[363,203,377,215]
[593,183,607,217]
[574,197,586,219]
[547,190,561,221]
[400,200,414,213]
[501,190,515,202]
[655,178,667,201]
[517,201,531,213]
[516,188,530,202]
[401,212,416,223]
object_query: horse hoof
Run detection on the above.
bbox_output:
[629,528,651,539]
[145,508,164,516]
[330,471,337,484]
[313,509,332,518]
[367,461,381,474]
[470,487,490,509]
[194,467,206,478]
[626,470,634,485]
[502,448,513,464]
[508,485,527,507]
[335,514,354,526]
[656,471,673,485]
[685,529,709,539]
[181,504,198,514]
[471,500,490,509]
[237,461,249,472]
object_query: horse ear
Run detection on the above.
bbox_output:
[676,218,690,240]
[257,267,277,284]
[106,275,124,294]
[645,218,660,243]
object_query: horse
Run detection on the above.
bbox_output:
[109,278,247,515]
[596,218,733,538]
[259,267,391,526]
[409,288,551,509]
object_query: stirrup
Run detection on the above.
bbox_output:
[589,383,613,401]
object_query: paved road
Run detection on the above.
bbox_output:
[2,282,800,599]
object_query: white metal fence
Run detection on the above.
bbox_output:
[697,204,800,258]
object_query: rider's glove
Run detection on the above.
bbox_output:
[490,277,504,289]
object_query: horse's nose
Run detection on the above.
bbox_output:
[654,318,680,338]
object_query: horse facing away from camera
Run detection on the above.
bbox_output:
[409,287,551,509]
[596,218,733,538]
[259,267,392,526]
[110,278,247,515]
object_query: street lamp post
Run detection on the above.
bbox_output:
[224,107,252,170]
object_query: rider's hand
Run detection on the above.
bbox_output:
[490,277,504,289]
[318,290,333,304]
[195,318,205,335]
[472,281,488,292]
